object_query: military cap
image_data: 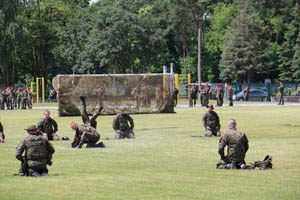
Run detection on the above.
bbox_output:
[25,124,38,131]
[216,84,223,87]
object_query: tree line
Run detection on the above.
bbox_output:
[0,0,299,89]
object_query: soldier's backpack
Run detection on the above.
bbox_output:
[249,155,272,170]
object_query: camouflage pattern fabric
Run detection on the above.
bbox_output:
[37,118,59,141]
[228,86,234,106]
[278,85,285,105]
[243,87,249,101]
[216,87,224,106]
[52,74,174,116]
[16,133,55,176]
[113,113,135,139]
[202,111,220,136]
[218,128,248,163]
[71,125,100,148]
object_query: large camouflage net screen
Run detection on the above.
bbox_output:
[52,74,175,116]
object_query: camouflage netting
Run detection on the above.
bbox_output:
[52,74,175,116]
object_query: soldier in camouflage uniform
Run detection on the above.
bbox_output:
[27,88,33,109]
[70,122,102,148]
[21,88,28,109]
[16,124,55,176]
[202,104,221,137]
[132,86,141,109]
[0,121,5,143]
[226,83,234,106]
[243,86,249,101]
[155,85,162,109]
[173,86,179,107]
[16,88,23,109]
[200,85,208,107]
[79,96,104,129]
[217,119,248,169]
[113,108,135,139]
[187,85,193,107]
[191,85,197,107]
[37,110,60,141]
[278,82,285,105]
[216,84,224,106]
[1,88,9,110]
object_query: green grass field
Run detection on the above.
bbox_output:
[0,105,300,200]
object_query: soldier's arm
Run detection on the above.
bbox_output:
[216,113,220,127]
[37,119,44,132]
[0,122,4,140]
[202,114,207,128]
[244,134,249,153]
[127,115,134,130]
[16,139,26,161]
[52,119,58,133]
[112,116,119,131]
[218,135,227,159]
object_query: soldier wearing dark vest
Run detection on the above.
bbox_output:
[278,82,285,105]
[218,119,248,169]
[0,121,5,143]
[113,108,135,139]
[16,124,55,176]
[70,122,102,148]
[202,104,221,137]
[37,110,59,141]
[243,86,250,101]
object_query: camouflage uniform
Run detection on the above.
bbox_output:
[1,89,9,110]
[155,86,162,109]
[243,87,249,101]
[188,86,193,107]
[278,85,285,105]
[113,113,135,139]
[16,125,55,176]
[202,111,221,136]
[218,127,248,169]
[132,87,141,109]
[191,86,197,107]
[200,87,208,107]
[27,90,33,109]
[80,96,102,129]
[173,87,179,106]
[216,86,224,106]
[21,89,28,109]
[37,117,59,141]
[228,86,234,106]
[16,89,23,109]
[71,124,100,148]
[0,122,4,142]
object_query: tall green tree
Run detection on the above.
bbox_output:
[220,4,270,83]
[278,3,300,81]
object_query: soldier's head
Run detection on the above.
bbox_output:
[207,104,214,111]
[70,122,78,131]
[228,118,237,129]
[25,124,38,134]
[44,110,50,119]
[120,108,127,115]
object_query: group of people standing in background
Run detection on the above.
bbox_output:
[0,87,33,110]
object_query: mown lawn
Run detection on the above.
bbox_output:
[0,105,300,200]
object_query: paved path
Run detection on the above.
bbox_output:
[31,103,300,110]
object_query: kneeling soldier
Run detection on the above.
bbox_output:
[16,124,55,176]
[113,108,135,139]
[202,104,221,136]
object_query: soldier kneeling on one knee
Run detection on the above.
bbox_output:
[202,104,221,137]
[113,108,135,139]
[16,124,55,177]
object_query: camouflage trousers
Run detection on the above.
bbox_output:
[115,130,135,139]
[80,131,100,145]
[205,126,221,137]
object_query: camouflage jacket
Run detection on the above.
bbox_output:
[0,122,4,139]
[71,124,99,147]
[228,87,234,97]
[191,87,197,99]
[37,117,58,136]
[218,128,249,163]
[16,133,55,163]
[202,111,220,128]
[216,87,224,99]
[112,114,134,131]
